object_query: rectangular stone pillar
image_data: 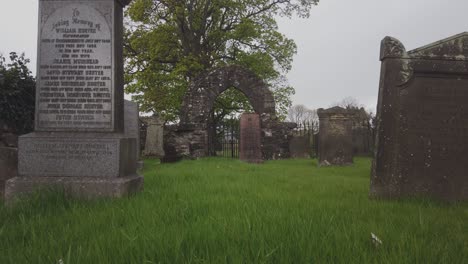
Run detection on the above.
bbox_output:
[5,0,143,202]
[317,107,355,166]
[240,113,263,163]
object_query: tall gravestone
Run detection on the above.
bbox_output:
[371,33,468,202]
[240,113,263,163]
[5,0,143,202]
[317,107,355,166]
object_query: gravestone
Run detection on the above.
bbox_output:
[5,0,142,202]
[317,107,355,166]
[240,113,263,163]
[124,100,143,168]
[289,135,311,158]
[371,33,468,202]
[143,115,165,157]
[0,148,17,200]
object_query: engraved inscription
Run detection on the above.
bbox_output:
[30,142,113,160]
[37,4,113,130]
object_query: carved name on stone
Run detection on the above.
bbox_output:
[37,3,113,131]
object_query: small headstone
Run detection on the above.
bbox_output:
[317,107,355,166]
[240,113,263,163]
[143,115,165,157]
[289,135,311,158]
[0,147,17,200]
[5,0,143,202]
[371,33,468,201]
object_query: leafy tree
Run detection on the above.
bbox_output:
[0,52,35,134]
[124,0,318,121]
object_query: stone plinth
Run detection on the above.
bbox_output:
[5,0,142,203]
[0,147,17,200]
[317,107,355,166]
[240,113,263,163]
[371,33,468,202]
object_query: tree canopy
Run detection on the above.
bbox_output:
[0,52,35,134]
[124,0,318,121]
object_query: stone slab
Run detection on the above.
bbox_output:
[289,135,311,158]
[317,107,355,166]
[143,115,165,157]
[124,100,140,159]
[4,174,143,203]
[18,132,136,178]
[36,0,125,132]
[0,147,18,200]
[371,33,468,201]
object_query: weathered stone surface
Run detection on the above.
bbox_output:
[36,0,125,132]
[371,33,468,202]
[124,100,140,159]
[240,113,262,163]
[1,133,18,148]
[317,107,355,166]
[143,115,165,157]
[5,175,143,202]
[5,0,143,202]
[0,147,17,200]
[289,135,311,158]
[18,133,136,178]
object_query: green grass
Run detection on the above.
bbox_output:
[0,158,467,263]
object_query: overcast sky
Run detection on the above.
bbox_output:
[1,0,467,113]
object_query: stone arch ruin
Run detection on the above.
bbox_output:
[179,65,276,126]
[163,65,295,162]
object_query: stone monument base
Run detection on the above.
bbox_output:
[4,174,143,202]
[4,132,143,203]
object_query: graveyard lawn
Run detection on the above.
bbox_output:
[1,158,467,263]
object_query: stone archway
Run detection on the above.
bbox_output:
[163,65,295,162]
[179,65,276,126]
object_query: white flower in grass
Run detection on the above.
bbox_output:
[371,232,383,247]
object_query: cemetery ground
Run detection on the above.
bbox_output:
[1,158,467,263]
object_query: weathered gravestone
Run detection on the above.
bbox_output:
[240,113,263,163]
[124,100,143,169]
[289,135,311,158]
[0,148,17,200]
[5,0,143,202]
[143,115,165,157]
[317,107,355,166]
[370,33,468,201]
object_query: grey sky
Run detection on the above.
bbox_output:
[1,0,468,112]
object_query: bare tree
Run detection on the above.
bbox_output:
[331,96,364,109]
[287,104,308,125]
[287,105,319,133]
